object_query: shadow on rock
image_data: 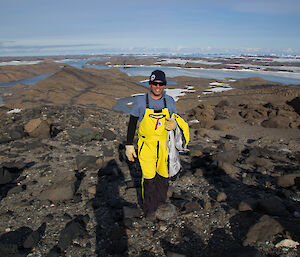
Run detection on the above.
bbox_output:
[0,223,46,257]
[190,142,300,255]
[92,159,129,256]
[0,161,35,202]
[118,143,143,208]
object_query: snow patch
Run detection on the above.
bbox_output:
[7,108,22,114]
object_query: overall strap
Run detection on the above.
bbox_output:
[146,93,167,109]
[146,93,149,108]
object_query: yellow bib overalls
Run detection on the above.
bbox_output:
[137,94,170,215]
[138,94,170,179]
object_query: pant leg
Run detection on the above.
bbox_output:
[143,173,169,216]
[155,173,169,206]
[143,177,158,216]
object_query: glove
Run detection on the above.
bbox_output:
[125,145,137,162]
[165,117,177,131]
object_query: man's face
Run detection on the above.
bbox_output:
[150,80,165,98]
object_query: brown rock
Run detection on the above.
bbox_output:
[24,118,50,138]
[261,117,291,129]
[212,123,232,131]
[238,199,258,212]
[88,186,97,195]
[156,203,178,221]
[184,201,202,212]
[204,200,212,209]
[243,215,284,246]
[217,192,227,202]
[217,161,240,176]
[39,175,76,201]
[277,173,300,188]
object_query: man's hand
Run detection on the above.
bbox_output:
[165,117,176,131]
[125,145,137,162]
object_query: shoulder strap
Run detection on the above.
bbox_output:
[146,93,149,108]
[146,93,166,109]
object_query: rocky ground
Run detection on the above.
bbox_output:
[0,65,300,256]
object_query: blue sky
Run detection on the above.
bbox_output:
[1,0,300,56]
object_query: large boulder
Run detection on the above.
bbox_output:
[261,117,291,129]
[243,215,284,246]
[57,215,89,251]
[277,173,300,188]
[75,155,101,171]
[68,127,101,144]
[39,175,76,201]
[24,118,50,138]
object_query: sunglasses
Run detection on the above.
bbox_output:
[150,82,166,87]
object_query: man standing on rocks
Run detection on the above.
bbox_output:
[125,70,189,218]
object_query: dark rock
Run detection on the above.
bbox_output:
[246,156,270,167]
[214,113,228,120]
[75,155,99,171]
[23,223,46,248]
[103,128,117,141]
[243,215,284,246]
[156,203,178,221]
[3,160,27,170]
[26,141,46,150]
[0,167,14,184]
[224,134,239,140]
[213,150,240,164]
[9,125,27,140]
[261,117,291,129]
[44,214,54,222]
[57,214,90,251]
[46,246,66,257]
[216,100,230,108]
[287,97,300,115]
[68,127,101,144]
[183,201,202,213]
[247,139,256,144]
[50,125,62,138]
[39,175,76,201]
[8,185,24,195]
[123,206,142,218]
[0,136,12,144]
[257,197,289,216]
[63,213,72,221]
[0,226,33,256]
